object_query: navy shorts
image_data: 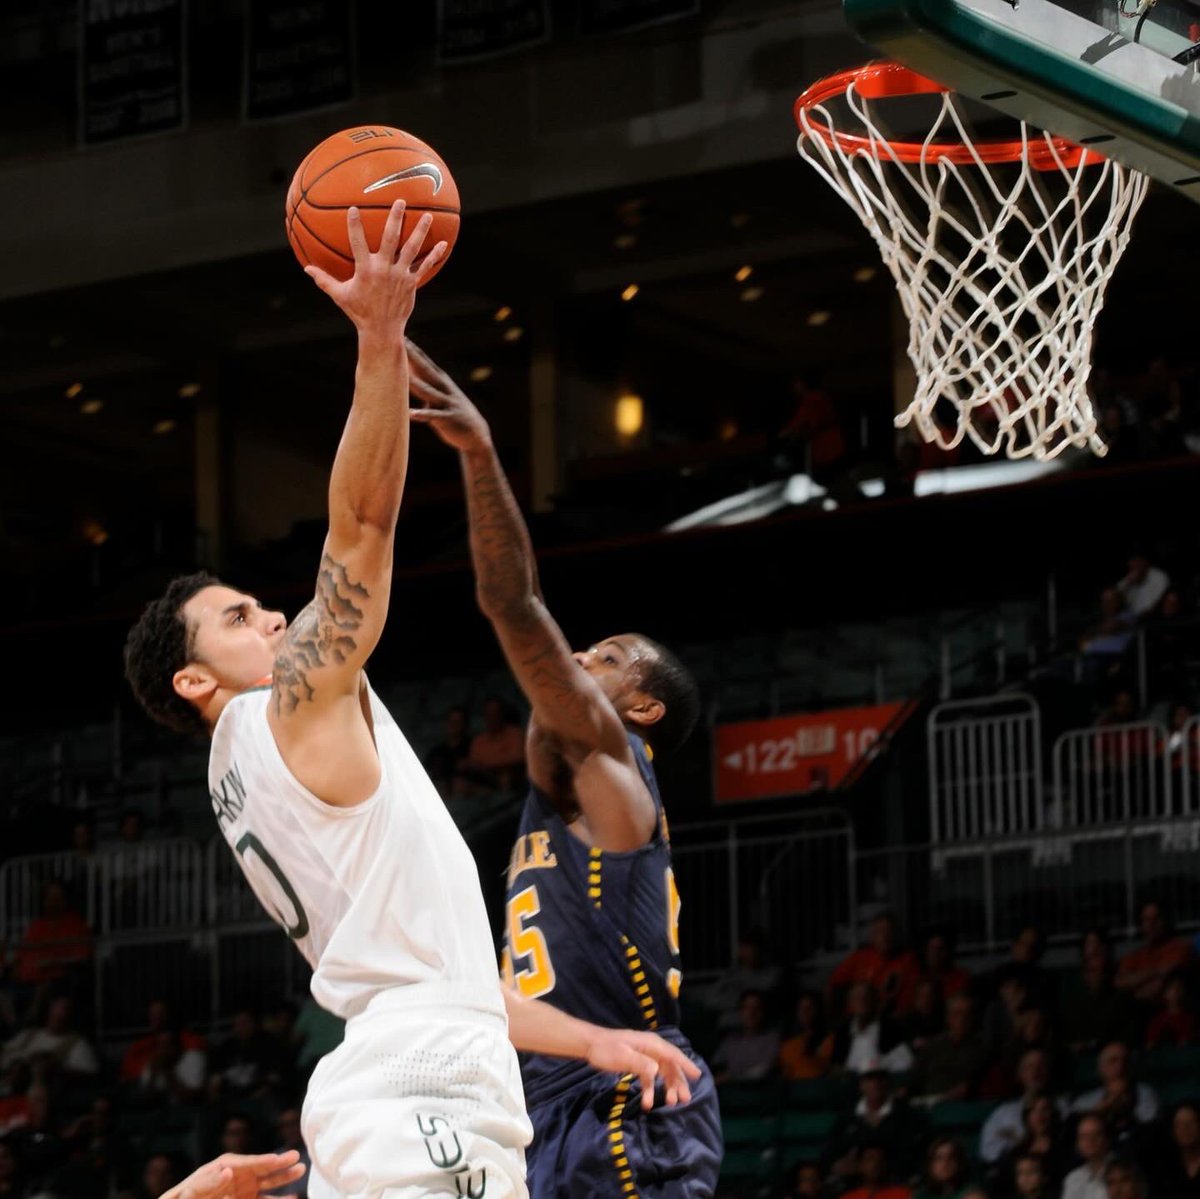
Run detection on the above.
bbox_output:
[524,1049,722,1199]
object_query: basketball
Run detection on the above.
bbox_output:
[285,126,460,285]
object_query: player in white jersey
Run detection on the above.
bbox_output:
[124,201,699,1199]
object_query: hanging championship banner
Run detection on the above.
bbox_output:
[580,0,699,36]
[436,0,550,64]
[79,0,187,146]
[243,0,355,123]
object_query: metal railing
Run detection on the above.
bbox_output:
[1053,721,1174,825]
[928,693,1043,843]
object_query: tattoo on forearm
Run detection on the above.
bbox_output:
[465,448,536,610]
[272,553,368,715]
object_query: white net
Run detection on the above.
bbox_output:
[796,68,1150,460]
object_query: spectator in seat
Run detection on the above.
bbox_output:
[984,971,1031,1061]
[209,1007,284,1100]
[824,1068,928,1185]
[10,1082,64,1188]
[823,982,913,1076]
[704,928,782,1029]
[1079,590,1135,676]
[1168,702,1200,778]
[422,706,471,800]
[1062,1115,1112,1199]
[1115,901,1193,1005]
[1,995,98,1080]
[461,696,525,793]
[996,1094,1072,1195]
[712,989,779,1083]
[900,978,944,1054]
[788,1161,827,1199]
[56,1095,134,1199]
[1117,552,1170,621]
[12,881,92,989]
[919,929,972,1006]
[913,1137,981,1199]
[121,999,206,1082]
[0,1142,24,1199]
[980,1049,1069,1166]
[1102,1160,1147,1199]
[1062,934,1135,1056]
[777,376,848,484]
[138,1152,179,1199]
[1071,1041,1159,1126]
[1009,1153,1056,1199]
[909,993,987,1104]
[779,990,831,1081]
[270,1107,310,1198]
[128,1028,206,1106]
[828,912,921,1019]
[1152,1102,1200,1199]
[841,1142,913,1199]
[293,998,343,1082]
[220,1114,255,1156]
[1146,974,1196,1047]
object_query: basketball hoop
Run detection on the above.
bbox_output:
[795,61,1150,460]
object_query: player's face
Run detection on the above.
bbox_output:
[179,585,287,695]
[573,635,657,717]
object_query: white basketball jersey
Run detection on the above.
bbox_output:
[208,682,505,1020]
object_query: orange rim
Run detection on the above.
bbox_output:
[794,61,1096,170]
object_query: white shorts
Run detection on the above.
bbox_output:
[302,983,532,1199]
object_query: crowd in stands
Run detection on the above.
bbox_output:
[696,910,1200,1199]
[420,697,527,800]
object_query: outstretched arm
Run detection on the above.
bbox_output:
[268,203,447,806]
[502,988,699,1110]
[408,342,656,848]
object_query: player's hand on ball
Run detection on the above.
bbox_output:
[168,1150,306,1199]
[407,339,492,451]
[585,1027,701,1110]
[305,200,447,334]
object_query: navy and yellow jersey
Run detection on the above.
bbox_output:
[501,732,685,1104]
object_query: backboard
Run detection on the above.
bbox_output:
[843,0,1200,197]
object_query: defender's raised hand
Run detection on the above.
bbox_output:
[166,1151,306,1199]
[406,339,491,452]
[306,200,447,333]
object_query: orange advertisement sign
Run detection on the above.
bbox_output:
[714,702,911,803]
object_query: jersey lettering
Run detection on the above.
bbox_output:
[504,884,555,999]
[235,831,310,940]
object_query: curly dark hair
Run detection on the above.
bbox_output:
[124,572,222,739]
[634,635,700,754]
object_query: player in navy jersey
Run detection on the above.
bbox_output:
[409,342,722,1199]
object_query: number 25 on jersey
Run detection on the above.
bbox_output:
[500,885,555,999]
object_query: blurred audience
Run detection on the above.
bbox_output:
[12,881,92,990]
[422,706,471,800]
[712,990,779,1083]
[1070,1041,1159,1126]
[909,994,986,1104]
[823,983,913,1076]
[1115,901,1193,1006]
[460,697,525,794]
[779,991,831,1081]
[828,913,921,1019]
[1062,1114,1112,1199]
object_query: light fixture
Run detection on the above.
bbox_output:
[730,213,750,229]
[65,382,84,399]
[621,284,639,302]
[154,419,177,435]
[81,399,103,415]
[615,393,644,438]
[740,286,765,302]
[469,365,493,383]
[503,326,524,343]
[494,305,513,322]
[719,419,739,442]
[614,233,637,250]
[806,310,831,327]
[81,519,109,547]
[178,382,202,398]
[734,265,753,283]
[853,266,877,283]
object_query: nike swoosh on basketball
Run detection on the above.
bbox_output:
[362,163,443,195]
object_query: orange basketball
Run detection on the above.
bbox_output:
[285,126,460,285]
